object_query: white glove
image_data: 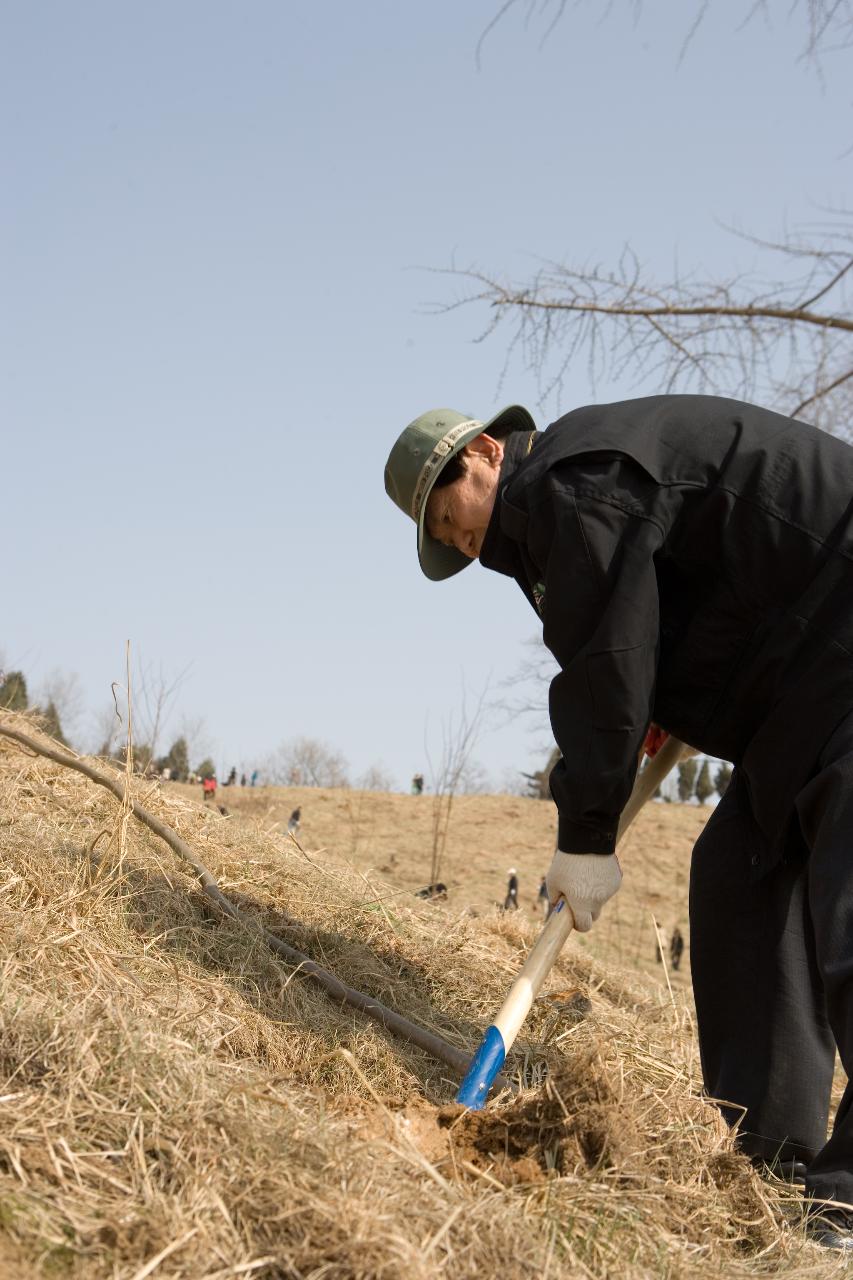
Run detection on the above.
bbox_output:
[545,850,622,932]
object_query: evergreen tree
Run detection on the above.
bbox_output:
[157,736,190,781]
[0,670,28,711]
[196,757,216,781]
[522,746,561,799]
[40,700,67,746]
[677,757,699,803]
[715,762,733,797]
[115,743,153,774]
[695,759,714,806]
[168,736,190,781]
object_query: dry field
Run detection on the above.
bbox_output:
[0,713,844,1279]
[196,781,705,989]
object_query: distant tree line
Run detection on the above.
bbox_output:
[0,668,216,780]
[676,758,732,805]
[523,744,733,806]
[0,670,69,748]
[2,666,738,802]
[0,668,402,792]
[112,736,217,782]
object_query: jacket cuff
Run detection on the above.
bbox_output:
[557,816,617,855]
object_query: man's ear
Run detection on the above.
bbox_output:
[464,432,504,468]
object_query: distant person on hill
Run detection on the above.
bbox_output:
[287,807,301,835]
[250,769,259,787]
[654,928,666,964]
[670,926,685,972]
[202,775,217,803]
[503,868,519,911]
[411,772,424,795]
[240,773,247,787]
[536,875,551,918]
[415,882,447,901]
[386,396,853,1246]
[225,766,237,787]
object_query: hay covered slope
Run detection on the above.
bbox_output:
[0,718,829,1278]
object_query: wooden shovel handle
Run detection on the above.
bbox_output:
[455,736,688,1108]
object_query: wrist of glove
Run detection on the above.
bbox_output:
[545,850,622,932]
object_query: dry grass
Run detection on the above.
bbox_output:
[190,780,706,988]
[0,712,843,1278]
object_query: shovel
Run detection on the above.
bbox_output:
[456,734,688,1108]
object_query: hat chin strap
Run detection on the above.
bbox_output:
[411,420,481,521]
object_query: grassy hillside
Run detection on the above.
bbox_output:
[191,779,705,986]
[0,714,838,1278]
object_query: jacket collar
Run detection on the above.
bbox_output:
[480,430,539,578]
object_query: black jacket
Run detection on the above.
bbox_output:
[479,395,853,865]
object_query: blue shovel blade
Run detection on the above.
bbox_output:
[456,1024,506,1109]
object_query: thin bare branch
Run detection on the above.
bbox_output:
[478,0,853,66]
[425,682,489,886]
[435,221,853,425]
[791,364,853,416]
[798,256,853,311]
[484,291,853,335]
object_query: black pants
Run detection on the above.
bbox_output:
[690,712,853,1205]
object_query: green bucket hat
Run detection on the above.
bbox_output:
[384,405,536,581]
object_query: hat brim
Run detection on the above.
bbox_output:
[416,405,536,581]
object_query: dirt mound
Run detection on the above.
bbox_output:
[335,1039,777,1262]
[440,1054,642,1184]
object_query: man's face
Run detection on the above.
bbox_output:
[424,434,504,561]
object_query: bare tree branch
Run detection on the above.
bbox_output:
[264,736,350,788]
[434,220,853,434]
[424,683,489,886]
[792,364,853,416]
[37,668,85,743]
[479,0,853,66]
[133,656,192,765]
[479,290,853,335]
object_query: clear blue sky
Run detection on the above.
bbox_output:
[2,1,850,786]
